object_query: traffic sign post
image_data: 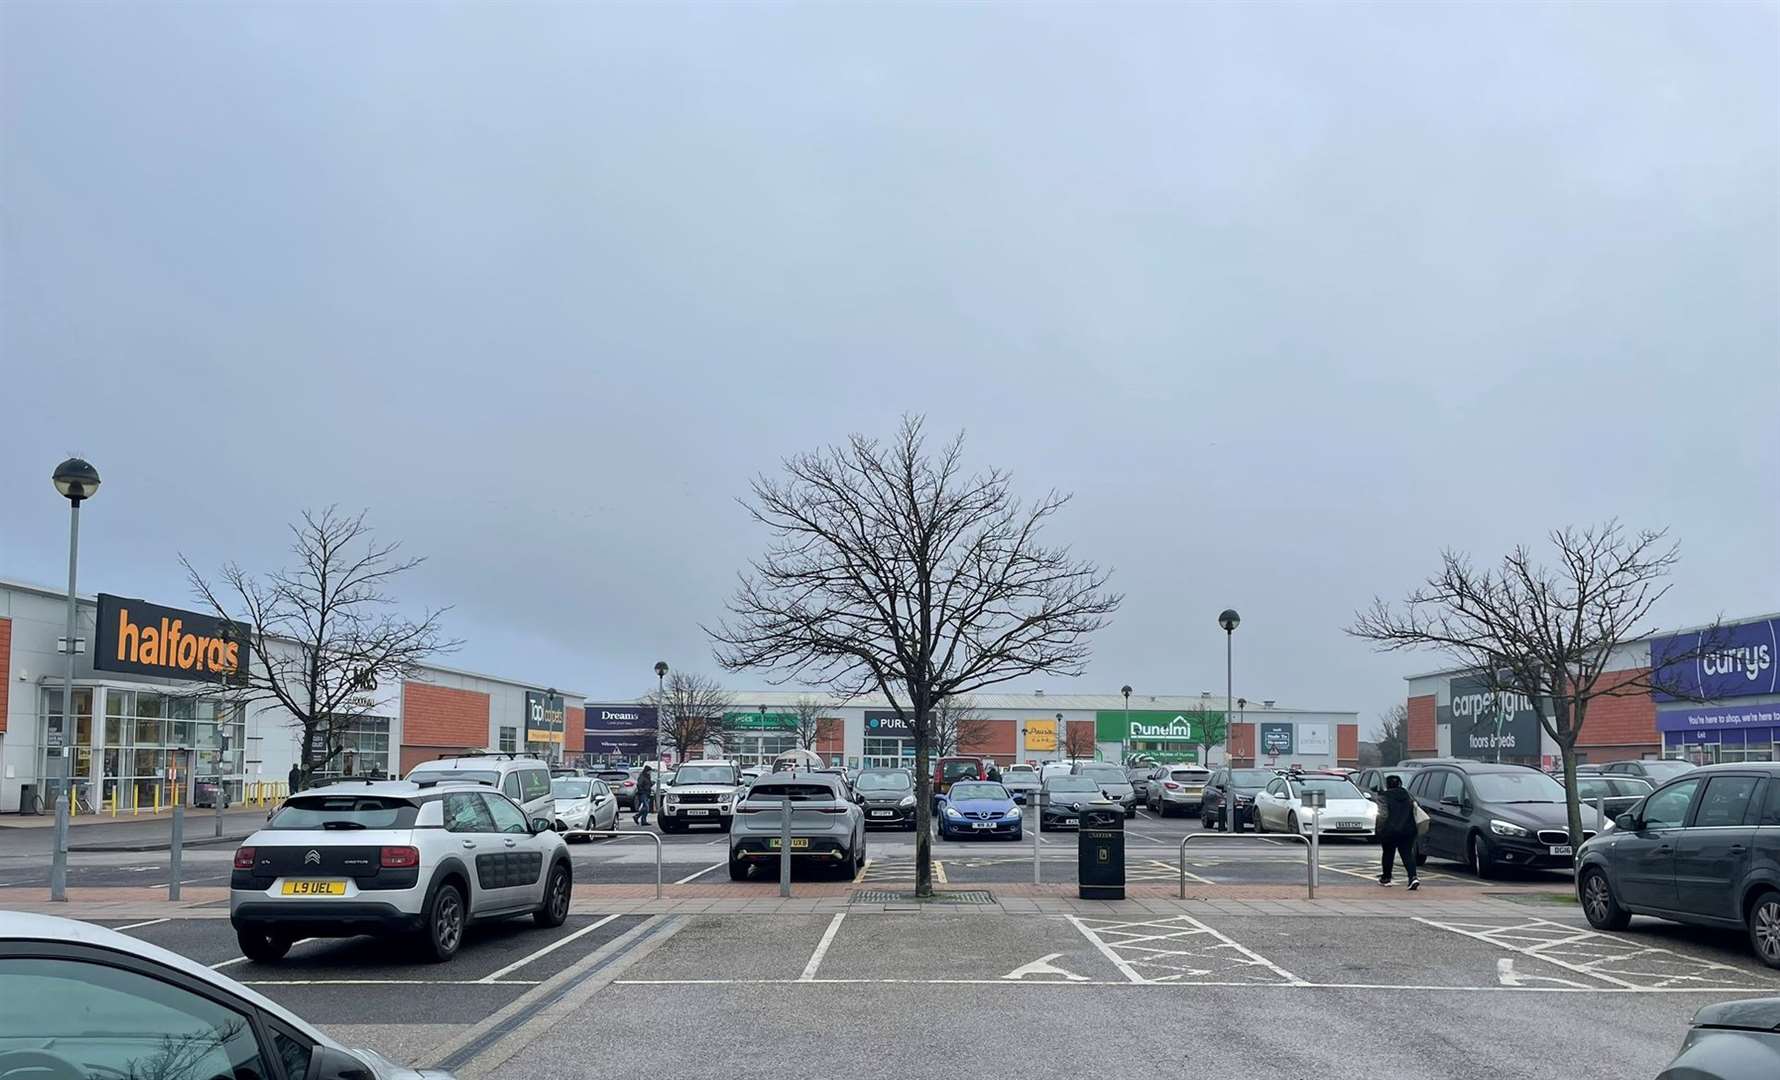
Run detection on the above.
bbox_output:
[1301,788,1326,895]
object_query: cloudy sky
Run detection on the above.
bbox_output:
[3,2,1775,732]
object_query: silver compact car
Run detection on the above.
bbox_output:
[728,771,865,880]
[1072,761,1138,818]
[550,775,618,838]
[231,780,571,963]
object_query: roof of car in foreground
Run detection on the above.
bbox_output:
[293,779,483,798]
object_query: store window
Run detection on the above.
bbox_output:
[499,727,518,754]
[313,715,393,781]
[1746,729,1775,763]
[53,689,248,812]
[729,733,797,767]
[863,736,909,769]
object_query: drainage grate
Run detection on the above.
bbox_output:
[850,889,995,905]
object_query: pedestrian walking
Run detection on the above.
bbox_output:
[1377,774,1421,890]
[287,763,301,795]
[633,765,654,827]
[986,762,1003,783]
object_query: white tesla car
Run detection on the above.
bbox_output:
[1252,772,1378,839]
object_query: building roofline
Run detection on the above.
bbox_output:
[1401,610,1780,682]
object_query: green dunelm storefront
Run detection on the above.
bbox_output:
[1095,709,1225,764]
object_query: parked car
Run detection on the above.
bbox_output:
[937,780,1023,841]
[772,748,825,773]
[1657,997,1780,1077]
[659,760,745,833]
[1127,765,1155,802]
[853,767,917,829]
[729,771,865,880]
[550,775,618,837]
[1148,765,1211,816]
[1410,761,1602,878]
[0,911,458,1080]
[1600,758,1698,785]
[1354,767,1419,802]
[1038,775,1102,831]
[231,781,571,963]
[1569,774,1653,820]
[1039,761,1078,782]
[405,753,555,826]
[933,756,987,809]
[1252,773,1378,839]
[1071,761,1137,818]
[1576,762,1780,969]
[596,767,639,809]
[1201,767,1276,830]
[1001,763,1041,803]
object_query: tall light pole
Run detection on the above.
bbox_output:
[653,662,667,768]
[50,457,100,903]
[1218,609,1240,831]
[1120,685,1132,766]
[544,686,558,764]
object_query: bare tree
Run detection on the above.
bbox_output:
[1374,703,1409,767]
[1190,705,1229,768]
[788,696,838,753]
[650,671,731,763]
[1063,721,1098,760]
[183,507,457,790]
[710,416,1120,895]
[1348,520,1715,850]
[930,697,993,758]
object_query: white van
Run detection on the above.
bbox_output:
[406,753,556,826]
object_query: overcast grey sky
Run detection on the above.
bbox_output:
[3,1,1775,732]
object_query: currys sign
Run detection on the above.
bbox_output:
[1652,618,1780,701]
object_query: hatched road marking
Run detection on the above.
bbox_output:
[1418,916,1771,990]
[1068,914,1305,986]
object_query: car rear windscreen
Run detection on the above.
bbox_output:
[269,796,418,830]
[746,783,839,801]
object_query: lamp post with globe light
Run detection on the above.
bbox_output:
[50,457,100,903]
[1218,609,1240,831]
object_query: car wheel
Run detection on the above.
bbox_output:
[534,863,572,928]
[420,881,466,963]
[235,928,291,964]
[1580,868,1631,931]
[1126,807,1136,819]
[1287,812,1299,835]
[728,855,749,881]
[1747,890,1780,969]
[719,818,733,833]
[1253,812,1265,834]
[1468,833,1498,880]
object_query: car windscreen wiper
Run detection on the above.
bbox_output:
[321,821,367,829]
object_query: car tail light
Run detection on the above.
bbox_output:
[1165,782,1181,791]
[233,847,255,870]
[623,780,636,788]
[814,806,848,815]
[380,846,419,868]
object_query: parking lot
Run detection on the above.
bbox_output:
[72,900,1780,1080]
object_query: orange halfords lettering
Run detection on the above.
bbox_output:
[114,607,240,676]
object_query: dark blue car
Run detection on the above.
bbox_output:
[937,781,1022,841]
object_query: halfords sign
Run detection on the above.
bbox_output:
[1652,618,1780,701]
[94,594,250,684]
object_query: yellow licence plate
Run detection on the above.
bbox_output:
[766,838,810,849]
[281,880,347,896]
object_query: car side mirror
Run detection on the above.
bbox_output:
[531,817,553,834]
[1615,813,1637,831]
[311,1045,375,1080]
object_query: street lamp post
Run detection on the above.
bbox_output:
[653,662,667,768]
[1120,685,1132,766]
[50,457,100,903]
[1218,609,1240,832]
[544,686,558,765]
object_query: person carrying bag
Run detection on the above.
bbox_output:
[1377,774,1421,890]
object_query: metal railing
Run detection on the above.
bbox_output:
[570,830,664,898]
[1179,831,1315,899]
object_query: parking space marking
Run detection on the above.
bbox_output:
[674,861,725,885]
[114,918,170,931]
[241,977,541,986]
[213,939,314,970]
[1417,917,1770,990]
[478,913,623,984]
[1069,914,1306,986]
[798,913,846,981]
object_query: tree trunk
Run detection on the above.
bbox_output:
[912,685,932,898]
[1559,700,1587,847]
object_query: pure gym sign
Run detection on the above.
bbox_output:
[94,594,250,684]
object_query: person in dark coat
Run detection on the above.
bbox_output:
[1377,773,1420,889]
[288,763,301,795]
[986,763,1003,783]
[633,766,654,827]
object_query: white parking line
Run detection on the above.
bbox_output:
[212,938,314,969]
[674,862,726,885]
[798,913,847,981]
[478,914,623,984]
[1065,914,1148,983]
[114,918,170,932]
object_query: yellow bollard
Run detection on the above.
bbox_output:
[68,786,76,818]
[110,789,117,817]
[154,785,161,815]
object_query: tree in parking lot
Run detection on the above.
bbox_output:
[930,697,993,758]
[1348,520,1720,851]
[183,507,459,791]
[650,671,732,762]
[789,696,839,753]
[709,416,1121,896]
[1374,704,1409,768]
[1189,705,1229,768]
[1063,721,1098,759]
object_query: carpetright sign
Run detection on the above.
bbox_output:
[1446,675,1541,759]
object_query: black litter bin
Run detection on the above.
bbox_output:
[1078,799,1126,899]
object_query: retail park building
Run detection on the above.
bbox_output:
[1403,612,1780,768]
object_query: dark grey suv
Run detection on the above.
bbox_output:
[1575,762,1780,969]
[1409,761,1603,877]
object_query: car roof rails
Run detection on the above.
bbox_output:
[435,750,522,763]
[411,776,496,788]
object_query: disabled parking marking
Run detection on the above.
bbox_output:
[1001,952,1090,981]
[1417,917,1771,990]
[1067,914,1305,986]
[1497,958,1588,989]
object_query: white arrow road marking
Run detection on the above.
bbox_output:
[1497,958,1587,988]
[1001,953,1089,981]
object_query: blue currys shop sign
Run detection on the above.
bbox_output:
[1650,618,1779,701]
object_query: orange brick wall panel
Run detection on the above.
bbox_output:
[400,745,478,776]
[564,706,585,755]
[401,682,491,748]
[816,718,844,756]
[0,617,10,734]
[1408,695,1437,753]
[1577,668,1658,750]
[963,719,1018,762]
[1337,723,1359,764]
[1229,722,1255,763]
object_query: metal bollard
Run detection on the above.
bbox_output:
[779,799,793,898]
[1032,791,1044,884]
[169,803,184,901]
